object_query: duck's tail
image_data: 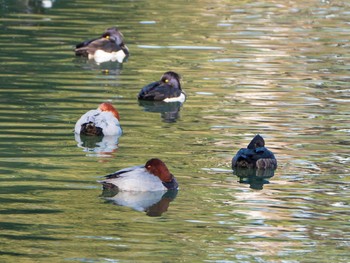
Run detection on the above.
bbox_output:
[80,122,103,136]
[256,158,277,169]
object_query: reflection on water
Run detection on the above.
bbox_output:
[74,134,119,157]
[5,0,56,13]
[101,188,178,217]
[233,167,275,190]
[73,58,125,76]
[138,100,183,123]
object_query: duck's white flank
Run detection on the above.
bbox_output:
[163,92,186,103]
[99,166,168,192]
[90,49,127,64]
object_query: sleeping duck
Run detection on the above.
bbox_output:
[74,102,122,137]
[138,71,186,102]
[99,158,178,192]
[232,134,277,169]
[75,27,129,63]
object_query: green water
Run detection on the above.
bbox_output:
[1,0,350,262]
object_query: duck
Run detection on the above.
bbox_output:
[138,71,186,103]
[99,158,178,192]
[232,134,277,169]
[74,102,122,136]
[75,27,129,63]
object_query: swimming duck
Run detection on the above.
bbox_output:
[99,158,178,191]
[75,27,129,63]
[232,134,277,169]
[138,71,186,102]
[74,102,122,136]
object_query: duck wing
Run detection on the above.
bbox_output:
[104,165,144,179]
[253,147,276,160]
[138,82,181,101]
[232,148,254,167]
[75,38,120,56]
[75,37,99,49]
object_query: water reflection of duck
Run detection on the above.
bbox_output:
[11,0,56,13]
[41,0,55,8]
[75,27,129,64]
[138,100,182,123]
[101,188,178,217]
[232,134,277,169]
[74,133,119,155]
[73,57,124,75]
[233,167,276,190]
[98,158,178,192]
[138,71,186,103]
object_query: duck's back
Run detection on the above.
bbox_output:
[75,110,121,136]
[232,147,276,169]
[101,167,168,192]
[77,38,120,55]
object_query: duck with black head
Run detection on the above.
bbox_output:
[232,134,277,169]
[138,71,186,103]
[75,27,129,63]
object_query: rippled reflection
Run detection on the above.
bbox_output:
[1,0,350,262]
[233,167,276,190]
[74,134,119,157]
[138,100,183,123]
[73,58,125,75]
[5,0,56,13]
[101,188,178,217]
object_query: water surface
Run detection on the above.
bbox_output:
[1,0,350,262]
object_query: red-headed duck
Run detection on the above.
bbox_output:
[74,102,122,136]
[99,158,178,191]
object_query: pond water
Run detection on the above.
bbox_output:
[1,0,350,262]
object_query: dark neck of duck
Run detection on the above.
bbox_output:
[162,176,178,190]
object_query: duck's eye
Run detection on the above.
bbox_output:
[105,35,110,39]
[164,79,169,83]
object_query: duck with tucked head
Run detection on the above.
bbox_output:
[138,71,186,103]
[75,27,129,63]
[232,134,277,169]
[99,158,178,192]
[75,102,122,136]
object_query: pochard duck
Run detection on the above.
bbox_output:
[138,71,186,102]
[75,27,129,63]
[232,134,277,169]
[99,158,178,191]
[74,102,122,136]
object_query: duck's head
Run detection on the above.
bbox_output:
[145,158,173,183]
[101,27,128,52]
[247,134,265,149]
[159,71,182,90]
[98,102,120,120]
